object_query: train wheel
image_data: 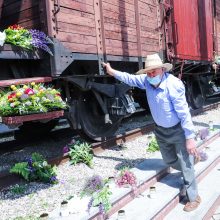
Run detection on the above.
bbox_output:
[189,79,205,109]
[78,92,123,141]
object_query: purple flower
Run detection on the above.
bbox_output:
[199,150,208,161]
[29,29,53,55]
[50,176,58,183]
[99,203,105,214]
[87,197,94,213]
[26,158,33,167]
[63,146,69,154]
[69,139,76,145]
[85,175,104,194]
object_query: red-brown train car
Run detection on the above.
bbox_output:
[0,0,219,140]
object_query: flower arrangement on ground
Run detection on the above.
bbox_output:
[67,140,93,168]
[147,136,160,153]
[81,175,112,214]
[115,167,137,187]
[10,152,58,184]
[0,82,67,116]
[0,24,53,55]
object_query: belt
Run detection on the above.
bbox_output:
[156,122,181,129]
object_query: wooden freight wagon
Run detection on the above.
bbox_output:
[0,0,220,140]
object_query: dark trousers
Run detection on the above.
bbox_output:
[154,123,198,201]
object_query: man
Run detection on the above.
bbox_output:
[102,54,201,212]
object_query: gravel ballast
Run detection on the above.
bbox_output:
[0,107,220,220]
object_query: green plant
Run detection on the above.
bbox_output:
[5,25,32,49]
[87,185,112,214]
[147,136,159,153]
[10,152,58,184]
[69,141,93,167]
[10,184,27,195]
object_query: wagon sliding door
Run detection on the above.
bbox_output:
[171,0,213,61]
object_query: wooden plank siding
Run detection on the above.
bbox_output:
[54,0,97,54]
[102,0,137,56]
[0,0,40,29]
[0,0,161,58]
[138,1,160,57]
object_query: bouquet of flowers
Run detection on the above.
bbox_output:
[10,152,58,184]
[115,167,137,187]
[0,24,53,55]
[0,82,67,116]
[82,175,112,214]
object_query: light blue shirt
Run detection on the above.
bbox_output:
[113,70,195,139]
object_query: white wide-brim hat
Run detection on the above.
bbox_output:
[136,53,173,74]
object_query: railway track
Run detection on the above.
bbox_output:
[0,100,220,190]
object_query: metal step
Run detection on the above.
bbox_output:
[0,44,45,60]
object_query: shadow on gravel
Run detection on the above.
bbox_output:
[0,181,54,201]
[192,120,209,127]
[94,154,164,172]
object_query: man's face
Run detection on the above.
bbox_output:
[145,68,163,78]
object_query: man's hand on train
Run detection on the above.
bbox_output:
[102,62,115,76]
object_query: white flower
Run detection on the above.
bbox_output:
[10,102,16,107]
[35,97,40,102]
[0,31,6,46]
[25,101,32,106]
[42,161,48,167]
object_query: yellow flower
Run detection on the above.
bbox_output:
[16,92,22,97]
[10,85,16,90]
[23,85,28,89]
[31,82,35,86]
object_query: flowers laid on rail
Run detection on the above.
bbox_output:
[146,136,159,153]
[0,24,53,55]
[10,152,58,184]
[68,140,93,168]
[81,175,112,214]
[0,82,67,116]
[115,167,137,188]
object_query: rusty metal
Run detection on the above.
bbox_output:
[0,77,52,87]
[161,0,175,61]
[1,110,64,125]
[134,0,143,70]
[92,123,155,153]
[94,0,106,75]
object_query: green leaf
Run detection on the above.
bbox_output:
[10,162,30,181]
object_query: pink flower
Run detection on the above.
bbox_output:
[24,88,34,95]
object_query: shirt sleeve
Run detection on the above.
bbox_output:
[113,70,146,90]
[168,79,195,139]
